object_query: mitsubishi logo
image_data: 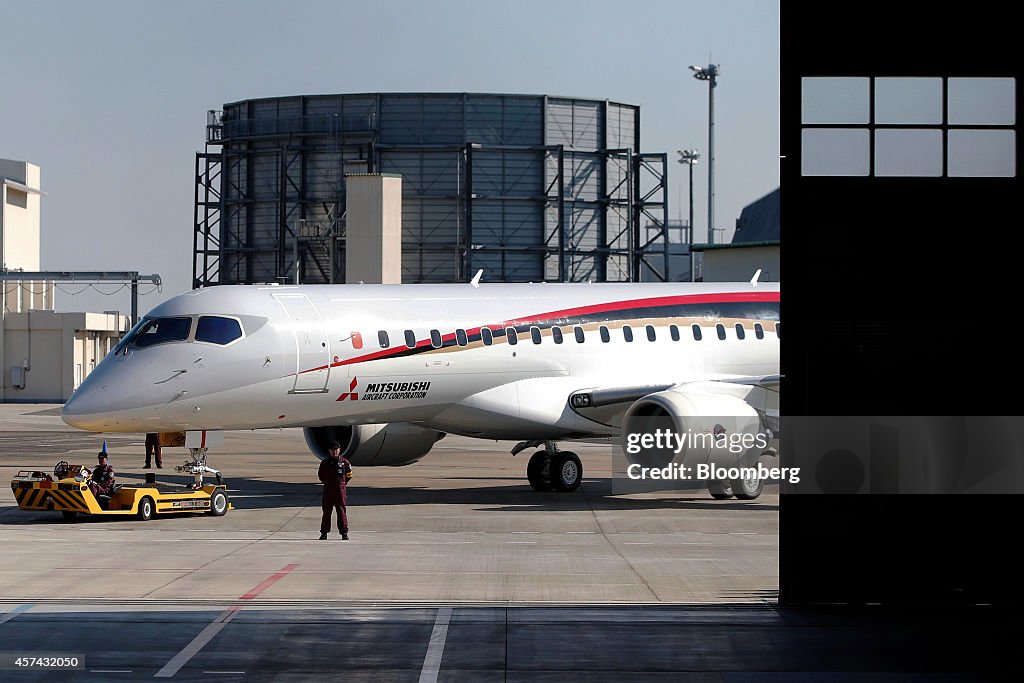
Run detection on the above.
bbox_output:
[336,377,359,402]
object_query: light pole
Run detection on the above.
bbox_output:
[689,63,718,244]
[677,149,700,282]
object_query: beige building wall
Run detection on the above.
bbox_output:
[699,245,780,283]
[3,281,55,313]
[1,159,42,272]
[345,174,403,284]
[2,311,125,402]
[0,158,129,402]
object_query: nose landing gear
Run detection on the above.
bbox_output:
[175,448,223,489]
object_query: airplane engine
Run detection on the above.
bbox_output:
[622,385,767,470]
[303,423,446,466]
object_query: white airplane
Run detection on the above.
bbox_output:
[61,280,779,498]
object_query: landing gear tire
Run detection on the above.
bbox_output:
[137,496,155,521]
[730,473,764,500]
[551,451,583,492]
[527,451,552,491]
[61,510,78,521]
[707,480,734,500]
[209,489,228,517]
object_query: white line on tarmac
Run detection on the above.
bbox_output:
[418,606,452,683]
[154,564,298,678]
[154,606,240,678]
[0,603,32,624]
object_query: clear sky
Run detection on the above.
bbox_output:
[1,0,779,315]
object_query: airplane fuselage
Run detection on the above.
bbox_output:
[62,282,780,441]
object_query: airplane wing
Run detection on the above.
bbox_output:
[567,375,780,433]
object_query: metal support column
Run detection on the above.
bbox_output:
[463,143,475,281]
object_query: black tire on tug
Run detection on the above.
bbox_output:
[551,451,583,492]
[730,473,764,500]
[707,479,734,500]
[527,451,552,491]
[137,496,155,521]
[61,510,78,521]
[209,489,229,516]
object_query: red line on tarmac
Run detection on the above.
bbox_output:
[239,563,300,600]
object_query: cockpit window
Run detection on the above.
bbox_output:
[133,317,193,348]
[195,316,243,345]
[113,317,148,355]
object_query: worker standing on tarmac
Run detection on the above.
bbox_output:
[318,441,352,540]
[144,432,163,469]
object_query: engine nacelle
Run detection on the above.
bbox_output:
[622,383,768,470]
[303,423,445,466]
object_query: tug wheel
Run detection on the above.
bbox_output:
[209,490,228,517]
[137,496,155,521]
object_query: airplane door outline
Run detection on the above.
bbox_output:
[273,293,331,393]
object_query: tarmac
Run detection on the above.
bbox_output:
[0,404,1005,680]
[0,404,779,605]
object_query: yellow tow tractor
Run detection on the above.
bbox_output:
[11,460,231,521]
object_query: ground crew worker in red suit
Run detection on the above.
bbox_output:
[318,441,352,540]
[145,432,163,469]
[90,451,116,499]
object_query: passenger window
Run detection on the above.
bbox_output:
[735,324,746,340]
[670,325,680,341]
[574,326,585,343]
[405,330,416,348]
[622,325,633,342]
[646,325,656,342]
[692,324,702,341]
[351,332,363,350]
[430,329,442,348]
[531,327,542,344]
[599,326,610,343]
[506,327,518,345]
[716,324,726,340]
[754,323,764,340]
[133,317,192,348]
[456,329,468,347]
[552,327,564,344]
[481,327,493,346]
[378,330,390,348]
[195,316,242,345]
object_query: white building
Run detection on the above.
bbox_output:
[693,188,780,283]
[1,159,128,402]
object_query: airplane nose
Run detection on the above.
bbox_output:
[61,385,111,430]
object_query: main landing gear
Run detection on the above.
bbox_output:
[513,441,583,492]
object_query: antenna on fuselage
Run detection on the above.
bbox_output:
[470,269,484,288]
[750,269,762,287]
